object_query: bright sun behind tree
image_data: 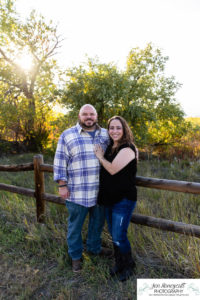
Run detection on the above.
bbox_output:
[16,52,33,71]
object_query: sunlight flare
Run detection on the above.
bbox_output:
[16,52,34,71]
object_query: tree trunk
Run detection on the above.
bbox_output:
[24,96,38,151]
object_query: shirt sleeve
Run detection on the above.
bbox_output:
[53,133,70,182]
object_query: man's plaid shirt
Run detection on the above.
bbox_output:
[54,123,109,207]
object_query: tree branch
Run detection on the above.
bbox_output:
[0,46,30,96]
[44,36,64,60]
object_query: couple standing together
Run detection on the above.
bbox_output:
[54,104,138,282]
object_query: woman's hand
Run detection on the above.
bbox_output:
[94,144,104,160]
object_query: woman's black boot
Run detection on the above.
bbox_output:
[110,244,123,276]
[118,251,136,282]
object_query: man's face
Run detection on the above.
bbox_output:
[78,106,98,130]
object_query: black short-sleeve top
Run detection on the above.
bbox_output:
[97,143,137,206]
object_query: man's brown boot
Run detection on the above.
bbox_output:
[72,259,82,273]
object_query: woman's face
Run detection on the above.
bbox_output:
[108,119,123,143]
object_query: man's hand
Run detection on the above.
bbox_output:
[59,186,70,199]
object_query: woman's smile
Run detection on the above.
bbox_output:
[109,119,123,143]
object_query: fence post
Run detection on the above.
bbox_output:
[34,154,45,222]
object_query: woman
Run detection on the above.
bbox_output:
[94,116,138,282]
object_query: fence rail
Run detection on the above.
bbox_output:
[0,163,34,172]
[1,154,200,238]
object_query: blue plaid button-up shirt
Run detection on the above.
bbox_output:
[54,123,109,207]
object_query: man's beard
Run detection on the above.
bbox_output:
[79,119,97,129]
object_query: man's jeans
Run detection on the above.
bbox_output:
[105,198,137,254]
[66,201,105,260]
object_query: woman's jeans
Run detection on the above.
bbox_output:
[66,201,105,260]
[105,198,137,254]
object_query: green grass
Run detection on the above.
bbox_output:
[0,154,200,299]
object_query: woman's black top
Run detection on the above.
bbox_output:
[97,143,137,206]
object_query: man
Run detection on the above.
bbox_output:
[54,104,110,272]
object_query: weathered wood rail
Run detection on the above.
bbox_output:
[1,154,200,238]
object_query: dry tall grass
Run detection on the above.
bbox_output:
[0,154,200,299]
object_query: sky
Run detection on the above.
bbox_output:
[16,0,200,117]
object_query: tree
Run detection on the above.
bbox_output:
[0,0,62,150]
[59,57,126,126]
[59,44,186,148]
[122,44,184,146]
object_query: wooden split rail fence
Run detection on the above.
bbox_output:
[1,154,200,238]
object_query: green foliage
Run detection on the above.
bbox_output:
[119,44,184,146]
[0,0,63,150]
[147,118,200,160]
[59,44,186,148]
[0,1,198,156]
[59,58,125,126]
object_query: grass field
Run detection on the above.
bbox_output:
[0,153,200,299]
